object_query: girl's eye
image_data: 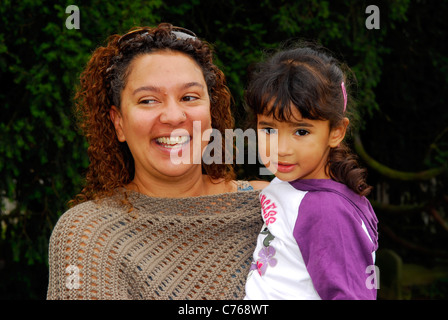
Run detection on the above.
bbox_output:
[295,129,309,136]
[260,128,277,135]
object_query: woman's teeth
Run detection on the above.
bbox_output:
[156,136,190,148]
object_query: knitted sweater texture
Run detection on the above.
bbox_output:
[47,184,262,300]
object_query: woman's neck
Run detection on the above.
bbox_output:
[127,168,227,198]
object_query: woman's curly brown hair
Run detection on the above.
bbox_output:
[70,23,235,207]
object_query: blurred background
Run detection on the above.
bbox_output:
[0,0,447,300]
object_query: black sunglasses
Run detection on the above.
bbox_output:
[117,26,197,47]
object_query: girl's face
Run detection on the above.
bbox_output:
[110,51,212,182]
[257,105,347,181]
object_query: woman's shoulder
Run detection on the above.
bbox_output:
[208,176,268,193]
[234,179,269,191]
[50,198,124,238]
[57,198,108,218]
[247,179,269,190]
[54,200,97,226]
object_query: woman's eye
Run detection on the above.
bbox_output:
[295,129,309,136]
[182,95,199,102]
[139,99,157,105]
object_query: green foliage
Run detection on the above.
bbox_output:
[1,0,446,299]
[0,0,163,298]
[359,1,448,287]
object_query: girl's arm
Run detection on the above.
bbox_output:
[293,191,377,300]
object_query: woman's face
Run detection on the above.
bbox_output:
[110,51,212,182]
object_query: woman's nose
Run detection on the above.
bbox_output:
[159,99,187,125]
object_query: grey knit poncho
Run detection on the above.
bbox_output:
[47,183,262,300]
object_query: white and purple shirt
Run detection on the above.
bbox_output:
[245,178,379,300]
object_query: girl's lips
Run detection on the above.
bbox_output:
[275,162,297,173]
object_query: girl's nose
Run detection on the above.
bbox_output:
[277,135,293,157]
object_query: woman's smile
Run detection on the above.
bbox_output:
[155,135,190,148]
[154,135,191,149]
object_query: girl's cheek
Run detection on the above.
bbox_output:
[258,135,277,166]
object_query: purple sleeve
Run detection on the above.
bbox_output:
[293,191,377,300]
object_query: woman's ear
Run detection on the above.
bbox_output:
[109,106,126,142]
[329,117,349,148]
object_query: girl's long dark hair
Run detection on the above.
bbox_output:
[245,45,372,196]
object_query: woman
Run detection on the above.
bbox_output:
[47,23,267,300]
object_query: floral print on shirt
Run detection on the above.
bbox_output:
[250,226,277,276]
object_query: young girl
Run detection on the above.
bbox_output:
[244,46,379,300]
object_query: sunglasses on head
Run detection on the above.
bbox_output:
[117,26,197,47]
